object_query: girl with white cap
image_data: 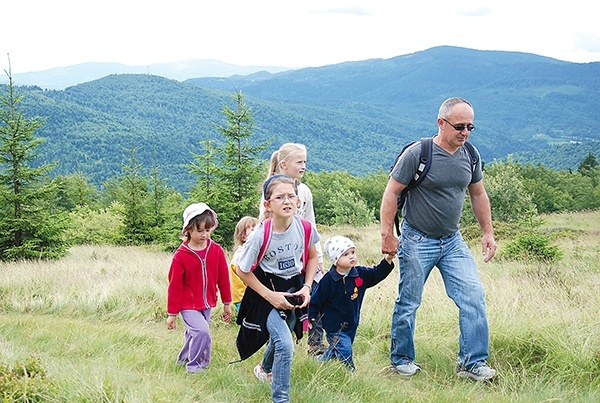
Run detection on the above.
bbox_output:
[166,202,232,373]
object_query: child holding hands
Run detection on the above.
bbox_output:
[309,235,395,370]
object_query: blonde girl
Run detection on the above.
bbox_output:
[230,216,259,312]
[260,142,328,355]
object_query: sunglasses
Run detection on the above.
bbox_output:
[442,118,475,132]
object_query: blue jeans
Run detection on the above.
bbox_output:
[390,220,490,370]
[262,308,295,403]
[320,330,355,370]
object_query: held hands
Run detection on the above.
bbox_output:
[381,232,399,255]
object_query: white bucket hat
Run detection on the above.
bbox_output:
[182,202,218,232]
[324,235,355,265]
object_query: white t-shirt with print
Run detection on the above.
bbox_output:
[237,216,320,280]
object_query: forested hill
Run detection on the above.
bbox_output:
[6,46,600,192]
[187,46,600,161]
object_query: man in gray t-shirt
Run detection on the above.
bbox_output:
[380,97,498,382]
[390,139,483,238]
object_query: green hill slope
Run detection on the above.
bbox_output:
[4,46,598,192]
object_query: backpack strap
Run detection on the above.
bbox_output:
[463,141,479,175]
[410,137,434,188]
[299,218,312,274]
[250,218,272,272]
[394,137,433,235]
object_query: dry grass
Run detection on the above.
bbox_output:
[0,212,599,402]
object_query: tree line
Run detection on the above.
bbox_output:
[2,68,599,261]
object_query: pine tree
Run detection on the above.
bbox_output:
[117,146,153,244]
[148,146,182,244]
[189,138,221,201]
[0,60,68,260]
[189,91,270,247]
[577,152,599,187]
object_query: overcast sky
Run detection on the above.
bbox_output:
[3,0,599,74]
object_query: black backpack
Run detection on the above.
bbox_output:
[390,137,479,235]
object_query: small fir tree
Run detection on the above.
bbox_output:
[0,60,68,260]
[117,146,153,244]
[189,91,270,247]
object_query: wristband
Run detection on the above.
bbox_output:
[302,283,312,291]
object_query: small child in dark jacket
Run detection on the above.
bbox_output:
[308,235,395,370]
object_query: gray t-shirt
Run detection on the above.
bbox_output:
[237,215,321,280]
[390,139,483,238]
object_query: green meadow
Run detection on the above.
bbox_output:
[1,211,599,402]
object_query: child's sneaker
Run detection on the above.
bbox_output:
[457,364,497,381]
[253,363,272,383]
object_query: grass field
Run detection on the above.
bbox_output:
[1,211,599,402]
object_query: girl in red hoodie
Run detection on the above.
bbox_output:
[167,202,232,373]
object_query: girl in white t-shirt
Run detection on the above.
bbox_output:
[235,174,320,402]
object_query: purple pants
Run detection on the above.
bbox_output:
[177,309,212,373]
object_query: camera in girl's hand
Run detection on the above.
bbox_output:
[285,295,304,306]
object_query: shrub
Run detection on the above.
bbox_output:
[326,188,374,226]
[501,232,563,262]
[64,204,123,245]
[0,355,53,401]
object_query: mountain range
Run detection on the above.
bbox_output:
[4,46,599,193]
[2,60,290,90]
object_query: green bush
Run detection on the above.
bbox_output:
[0,355,53,402]
[326,188,374,226]
[501,232,563,262]
[64,204,123,245]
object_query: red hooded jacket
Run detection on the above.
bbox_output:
[167,239,232,314]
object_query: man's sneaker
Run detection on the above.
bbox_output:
[390,361,421,376]
[457,364,497,381]
[253,363,272,383]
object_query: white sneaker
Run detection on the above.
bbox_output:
[457,364,497,381]
[253,363,272,383]
[390,361,421,376]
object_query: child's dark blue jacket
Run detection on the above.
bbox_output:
[308,258,394,340]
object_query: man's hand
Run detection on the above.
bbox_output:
[380,177,404,255]
[381,232,399,255]
[481,233,497,263]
